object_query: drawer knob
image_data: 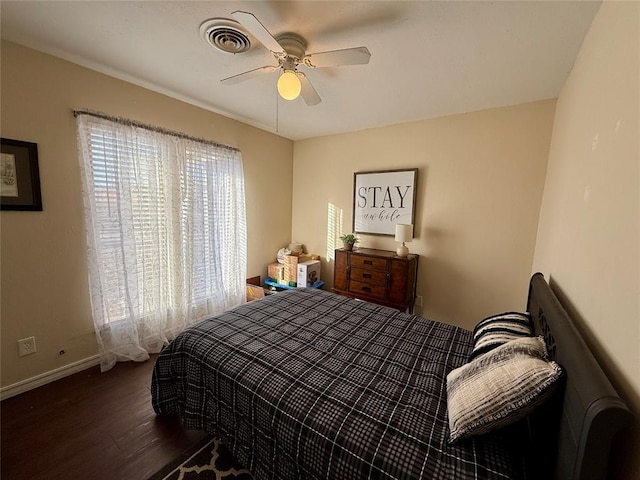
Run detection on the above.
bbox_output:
[362,286,371,293]
[364,260,373,265]
[363,273,372,279]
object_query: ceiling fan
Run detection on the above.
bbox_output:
[221,11,371,106]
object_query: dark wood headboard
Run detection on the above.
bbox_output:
[526,273,633,480]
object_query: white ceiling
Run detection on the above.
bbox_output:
[1,1,601,141]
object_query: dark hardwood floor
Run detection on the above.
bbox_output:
[1,355,207,480]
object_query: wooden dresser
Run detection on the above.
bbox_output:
[333,248,418,313]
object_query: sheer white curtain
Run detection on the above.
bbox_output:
[76,113,247,371]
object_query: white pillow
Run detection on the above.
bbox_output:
[447,336,564,443]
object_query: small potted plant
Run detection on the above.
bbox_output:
[339,233,358,251]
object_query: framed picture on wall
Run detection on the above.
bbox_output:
[1,138,42,211]
[353,168,417,236]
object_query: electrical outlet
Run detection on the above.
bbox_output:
[18,336,37,357]
[415,295,423,307]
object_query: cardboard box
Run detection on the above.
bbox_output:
[297,260,321,288]
[298,253,313,263]
[246,284,265,302]
[283,255,298,284]
[268,263,284,281]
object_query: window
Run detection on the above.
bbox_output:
[76,112,247,371]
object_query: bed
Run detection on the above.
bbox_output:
[152,273,632,479]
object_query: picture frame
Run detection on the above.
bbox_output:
[1,138,42,211]
[353,168,417,236]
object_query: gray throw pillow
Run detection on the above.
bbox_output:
[469,311,533,361]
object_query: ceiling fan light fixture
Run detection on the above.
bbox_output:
[277,70,301,100]
[222,11,369,106]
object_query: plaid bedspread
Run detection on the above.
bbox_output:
[152,288,526,480]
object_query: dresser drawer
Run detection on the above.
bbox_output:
[350,267,387,286]
[350,255,387,271]
[349,280,386,299]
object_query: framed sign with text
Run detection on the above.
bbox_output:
[352,168,417,236]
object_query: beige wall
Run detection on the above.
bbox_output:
[0,41,293,388]
[534,0,639,421]
[532,2,639,476]
[292,100,556,330]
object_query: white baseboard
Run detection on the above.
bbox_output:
[0,354,101,401]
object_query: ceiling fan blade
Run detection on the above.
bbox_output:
[231,11,286,55]
[303,47,371,68]
[297,72,321,106]
[221,65,278,85]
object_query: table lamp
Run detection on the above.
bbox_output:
[395,224,413,257]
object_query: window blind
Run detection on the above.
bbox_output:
[76,112,247,371]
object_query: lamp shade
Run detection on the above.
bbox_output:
[277,70,301,100]
[395,224,413,243]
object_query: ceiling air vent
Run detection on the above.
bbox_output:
[200,18,251,54]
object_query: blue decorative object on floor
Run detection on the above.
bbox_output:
[264,278,324,290]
